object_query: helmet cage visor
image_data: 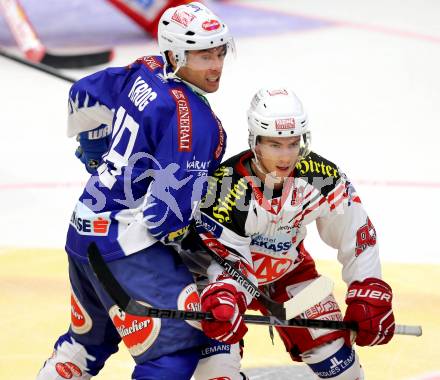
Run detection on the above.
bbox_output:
[249,130,311,161]
[182,42,235,71]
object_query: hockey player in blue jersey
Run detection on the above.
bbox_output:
[37,3,233,379]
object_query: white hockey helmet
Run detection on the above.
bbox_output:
[157,2,234,68]
[247,87,311,158]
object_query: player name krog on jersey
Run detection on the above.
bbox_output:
[128,76,157,111]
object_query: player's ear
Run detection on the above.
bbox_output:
[167,51,177,68]
[254,138,262,155]
[254,145,263,161]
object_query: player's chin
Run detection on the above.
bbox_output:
[276,166,294,177]
[204,77,221,93]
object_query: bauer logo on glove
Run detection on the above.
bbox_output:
[344,277,395,346]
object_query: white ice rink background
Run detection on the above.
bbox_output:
[1,0,439,265]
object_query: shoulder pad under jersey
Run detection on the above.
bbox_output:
[295,151,341,197]
[201,153,251,236]
[127,55,164,73]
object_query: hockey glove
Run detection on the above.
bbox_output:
[75,124,111,174]
[344,277,395,346]
[200,282,248,344]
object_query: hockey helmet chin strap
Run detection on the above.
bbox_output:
[251,154,280,184]
[162,62,181,81]
[250,151,291,186]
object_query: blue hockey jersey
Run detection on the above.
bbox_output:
[65,56,227,262]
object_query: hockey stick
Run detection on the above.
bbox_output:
[39,50,114,69]
[196,231,334,320]
[0,0,113,68]
[0,49,76,83]
[87,243,422,336]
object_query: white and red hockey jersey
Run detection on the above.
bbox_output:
[189,149,381,293]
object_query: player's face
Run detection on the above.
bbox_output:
[177,46,226,93]
[255,136,301,183]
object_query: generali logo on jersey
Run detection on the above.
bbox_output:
[171,89,192,152]
[171,9,196,28]
[109,302,161,357]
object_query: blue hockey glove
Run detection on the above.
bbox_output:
[75,124,112,174]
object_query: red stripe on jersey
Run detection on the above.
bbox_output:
[330,193,347,210]
[302,196,326,218]
[291,188,315,220]
[327,182,345,202]
[352,195,361,203]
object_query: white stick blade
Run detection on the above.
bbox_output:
[284,275,335,320]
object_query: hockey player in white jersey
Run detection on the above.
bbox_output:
[186,87,395,379]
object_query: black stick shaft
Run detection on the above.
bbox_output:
[122,300,358,331]
[87,242,356,331]
[0,49,75,83]
[87,243,422,336]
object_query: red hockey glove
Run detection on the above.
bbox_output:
[200,282,248,344]
[344,277,395,346]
